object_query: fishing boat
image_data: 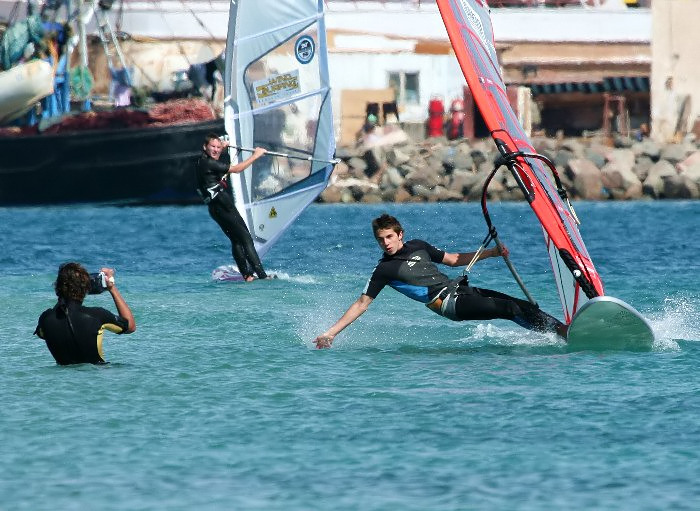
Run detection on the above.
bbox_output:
[222,0,337,258]
[436,0,654,350]
[0,0,223,206]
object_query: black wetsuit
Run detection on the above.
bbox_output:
[34,300,130,365]
[195,153,267,279]
[363,239,564,334]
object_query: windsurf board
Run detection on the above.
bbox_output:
[566,296,654,351]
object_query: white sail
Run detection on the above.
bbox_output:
[224,0,336,258]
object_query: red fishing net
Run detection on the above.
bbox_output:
[0,99,216,137]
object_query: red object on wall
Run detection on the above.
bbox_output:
[427,97,445,137]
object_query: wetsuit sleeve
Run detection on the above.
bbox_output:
[34,309,51,340]
[86,307,130,335]
[362,264,389,299]
[415,240,445,263]
[34,310,49,339]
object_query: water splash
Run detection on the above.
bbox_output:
[211,265,316,284]
[648,296,700,349]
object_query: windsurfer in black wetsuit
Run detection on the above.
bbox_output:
[196,133,268,281]
[34,263,136,365]
[314,213,566,348]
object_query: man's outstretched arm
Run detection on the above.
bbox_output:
[314,294,374,349]
[441,245,508,267]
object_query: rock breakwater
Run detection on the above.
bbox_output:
[320,132,700,203]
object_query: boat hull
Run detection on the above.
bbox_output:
[0,118,223,205]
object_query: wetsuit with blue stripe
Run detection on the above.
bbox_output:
[363,239,564,334]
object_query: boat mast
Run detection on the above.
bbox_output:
[74,0,92,111]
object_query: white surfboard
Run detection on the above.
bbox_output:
[211,265,279,282]
[566,296,654,351]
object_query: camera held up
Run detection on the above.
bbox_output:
[88,272,108,295]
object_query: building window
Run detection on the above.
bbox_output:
[388,71,420,105]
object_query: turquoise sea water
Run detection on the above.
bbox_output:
[1,201,699,510]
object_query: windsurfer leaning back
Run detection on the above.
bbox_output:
[314,213,567,348]
[196,133,269,282]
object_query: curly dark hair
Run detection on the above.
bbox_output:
[371,213,403,236]
[55,262,91,302]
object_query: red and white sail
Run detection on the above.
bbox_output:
[436,0,604,323]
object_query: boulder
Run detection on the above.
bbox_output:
[404,166,442,189]
[676,151,700,174]
[319,185,342,203]
[631,155,654,182]
[659,144,690,165]
[566,158,604,199]
[680,161,700,185]
[452,148,474,171]
[332,160,350,177]
[448,169,477,196]
[385,147,412,167]
[600,160,641,199]
[340,188,355,203]
[380,166,404,189]
[467,172,504,201]
[663,174,700,199]
[604,148,636,169]
[561,138,586,157]
[531,136,557,154]
[347,156,367,173]
[633,139,661,161]
[584,145,607,169]
[553,148,575,168]
[613,135,634,148]
[392,186,413,203]
[643,160,677,198]
[411,183,436,200]
[470,148,488,167]
[360,191,383,203]
[431,185,463,202]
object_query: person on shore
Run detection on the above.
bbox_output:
[314,214,566,348]
[35,263,136,365]
[196,133,268,281]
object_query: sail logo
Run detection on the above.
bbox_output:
[295,35,315,64]
[253,70,301,105]
[269,207,277,219]
[459,0,489,53]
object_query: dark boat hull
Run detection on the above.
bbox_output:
[0,118,224,205]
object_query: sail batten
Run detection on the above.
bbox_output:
[437,0,604,322]
[230,86,331,119]
[224,0,336,259]
[233,14,323,44]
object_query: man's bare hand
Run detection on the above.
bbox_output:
[314,334,334,349]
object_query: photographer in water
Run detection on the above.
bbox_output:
[34,263,136,365]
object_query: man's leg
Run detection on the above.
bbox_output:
[453,286,565,335]
[227,211,267,279]
[209,203,255,278]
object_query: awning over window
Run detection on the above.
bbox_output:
[529,76,649,96]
